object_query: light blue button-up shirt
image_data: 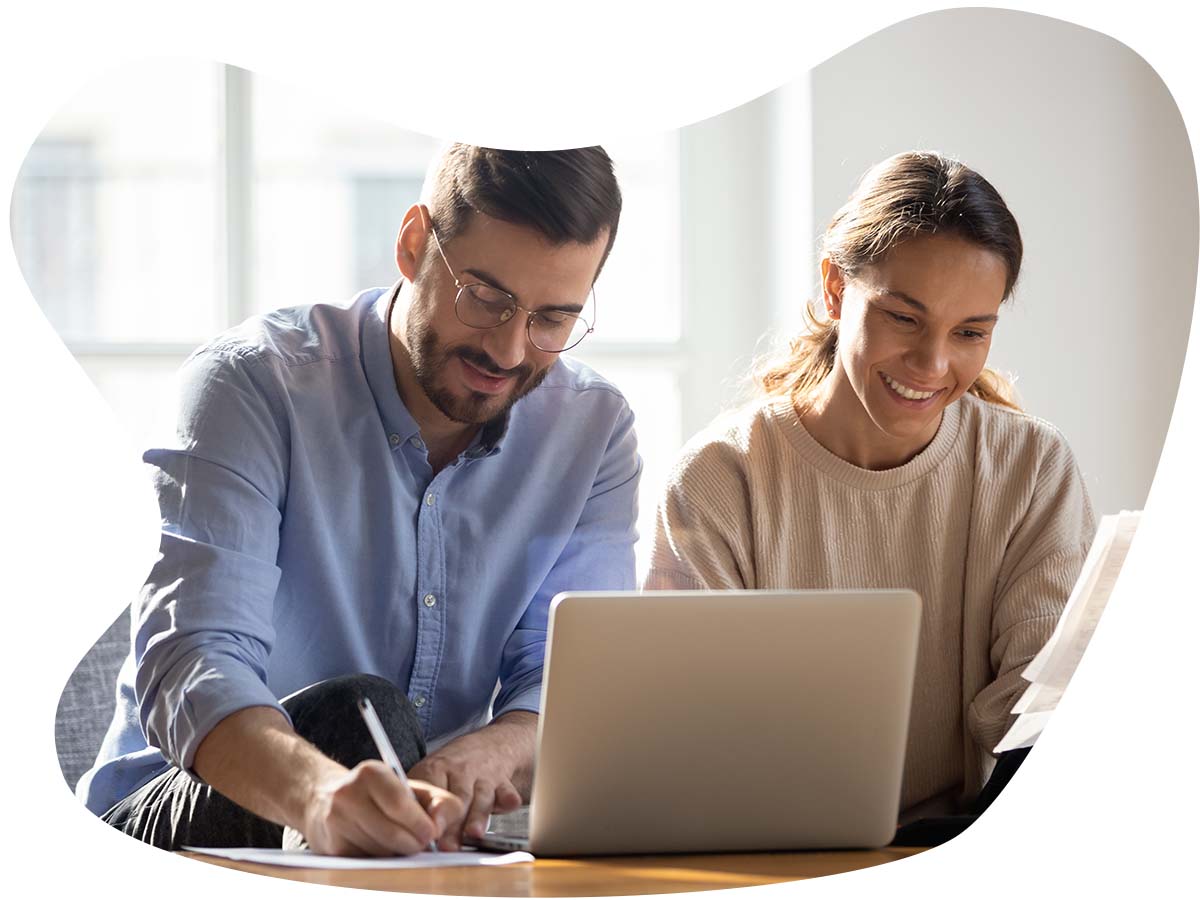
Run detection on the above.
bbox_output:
[77,285,641,817]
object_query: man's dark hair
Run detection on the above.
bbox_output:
[428,145,622,275]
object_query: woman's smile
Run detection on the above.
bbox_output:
[879,371,945,407]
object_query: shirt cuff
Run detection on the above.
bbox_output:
[158,662,293,776]
[492,683,543,720]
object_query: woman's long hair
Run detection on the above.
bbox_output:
[758,151,1023,412]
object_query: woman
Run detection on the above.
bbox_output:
[645,151,1095,820]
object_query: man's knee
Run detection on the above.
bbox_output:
[282,673,426,770]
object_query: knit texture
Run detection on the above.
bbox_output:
[645,393,1095,814]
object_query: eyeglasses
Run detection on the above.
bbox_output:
[426,215,596,353]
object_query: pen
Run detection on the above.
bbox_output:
[357,697,438,853]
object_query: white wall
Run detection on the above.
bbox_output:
[675,96,783,439]
[805,8,1197,515]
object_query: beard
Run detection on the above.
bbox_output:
[406,314,552,425]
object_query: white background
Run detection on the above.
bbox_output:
[2,2,1197,898]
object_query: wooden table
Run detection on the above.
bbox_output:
[181,847,927,895]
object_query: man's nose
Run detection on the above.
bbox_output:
[482,312,530,371]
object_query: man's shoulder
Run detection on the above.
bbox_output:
[193,288,384,371]
[540,355,627,396]
[521,355,632,416]
[500,357,636,461]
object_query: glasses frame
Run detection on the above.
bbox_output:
[424,211,596,354]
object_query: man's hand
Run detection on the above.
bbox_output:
[407,710,538,849]
[193,706,464,857]
[302,761,463,856]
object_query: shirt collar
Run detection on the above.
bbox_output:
[469,413,509,458]
[362,280,510,459]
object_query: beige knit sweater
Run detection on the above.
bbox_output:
[644,393,1095,815]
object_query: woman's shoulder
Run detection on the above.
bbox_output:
[662,399,796,503]
[958,392,1081,475]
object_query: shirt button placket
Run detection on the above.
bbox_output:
[411,483,445,733]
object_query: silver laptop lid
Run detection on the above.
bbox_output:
[527,589,922,856]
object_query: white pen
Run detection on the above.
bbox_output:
[357,697,438,853]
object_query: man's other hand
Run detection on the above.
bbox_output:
[407,710,537,849]
[303,760,463,856]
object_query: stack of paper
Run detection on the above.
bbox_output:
[994,510,1141,754]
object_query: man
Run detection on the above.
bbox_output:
[77,145,640,856]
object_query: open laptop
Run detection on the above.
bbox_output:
[478,589,921,856]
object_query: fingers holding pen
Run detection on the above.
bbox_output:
[360,762,443,851]
[305,761,458,856]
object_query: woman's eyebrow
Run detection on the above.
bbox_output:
[877,290,998,324]
[879,289,927,311]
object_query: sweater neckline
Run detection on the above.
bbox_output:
[765,394,964,490]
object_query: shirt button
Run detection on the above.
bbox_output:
[425,493,435,506]
[410,436,423,448]
[423,593,437,608]
[413,695,426,708]
[388,433,401,447]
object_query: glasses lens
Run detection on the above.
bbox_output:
[456,283,516,328]
[530,311,591,352]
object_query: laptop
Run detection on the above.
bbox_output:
[478,589,922,856]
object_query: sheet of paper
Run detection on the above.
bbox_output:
[1010,678,1064,715]
[994,710,1051,754]
[1022,515,1117,683]
[998,511,1140,753]
[183,846,534,869]
[1023,512,1139,691]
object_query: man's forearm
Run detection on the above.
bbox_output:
[192,706,346,831]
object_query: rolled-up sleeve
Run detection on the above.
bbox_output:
[491,397,641,717]
[134,345,292,774]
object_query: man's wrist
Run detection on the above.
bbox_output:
[485,710,538,795]
[292,742,352,825]
[491,709,538,726]
[195,706,349,833]
[486,709,538,748]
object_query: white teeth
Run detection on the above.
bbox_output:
[883,373,937,401]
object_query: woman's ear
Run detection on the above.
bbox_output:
[395,203,430,281]
[820,257,845,321]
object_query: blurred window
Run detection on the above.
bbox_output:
[11,62,687,577]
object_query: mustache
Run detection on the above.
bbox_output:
[454,347,531,380]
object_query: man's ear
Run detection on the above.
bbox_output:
[820,257,845,321]
[395,203,430,281]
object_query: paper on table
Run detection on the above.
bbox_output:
[183,846,534,869]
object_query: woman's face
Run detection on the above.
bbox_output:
[821,232,1009,463]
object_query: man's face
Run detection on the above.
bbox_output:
[403,211,607,426]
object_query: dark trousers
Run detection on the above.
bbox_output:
[889,748,1033,847]
[101,674,426,851]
